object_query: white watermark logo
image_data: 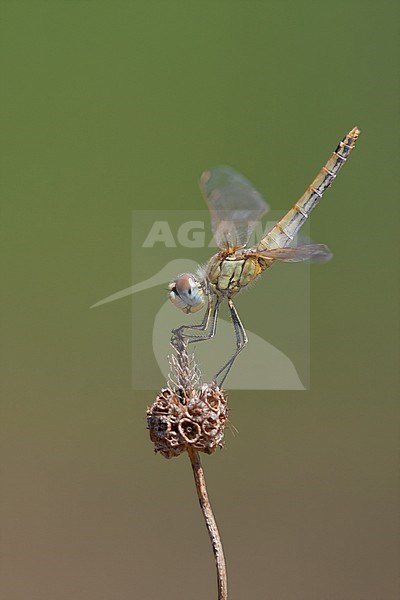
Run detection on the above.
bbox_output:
[141,219,275,250]
[91,210,312,391]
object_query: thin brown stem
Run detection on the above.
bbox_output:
[187,446,227,600]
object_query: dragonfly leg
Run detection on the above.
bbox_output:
[172,293,213,337]
[171,296,220,344]
[214,298,248,387]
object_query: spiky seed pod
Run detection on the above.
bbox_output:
[147,384,228,459]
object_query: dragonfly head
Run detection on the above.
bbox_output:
[168,273,205,314]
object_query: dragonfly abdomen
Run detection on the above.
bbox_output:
[257,127,360,251]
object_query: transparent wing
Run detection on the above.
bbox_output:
[259,243,332,262]
[199,166,269,249]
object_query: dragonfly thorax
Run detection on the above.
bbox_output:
[207,250,272,297]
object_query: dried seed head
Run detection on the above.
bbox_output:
[147,384,228,459]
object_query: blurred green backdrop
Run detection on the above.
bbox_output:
[1,2,398,599]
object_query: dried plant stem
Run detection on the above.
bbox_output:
[187,446,227,600]
[171,331,227,597]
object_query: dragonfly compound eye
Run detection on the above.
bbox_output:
[168,273,205,314]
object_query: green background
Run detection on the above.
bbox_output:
[1,2,398,599]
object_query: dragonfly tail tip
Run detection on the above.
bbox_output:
[350,126,360,139]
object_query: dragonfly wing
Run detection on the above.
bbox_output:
[259,243,333,262]
[199,166,269,249]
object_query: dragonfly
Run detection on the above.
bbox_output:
[169,127,360,386]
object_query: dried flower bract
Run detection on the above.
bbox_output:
[147,384,227,459]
